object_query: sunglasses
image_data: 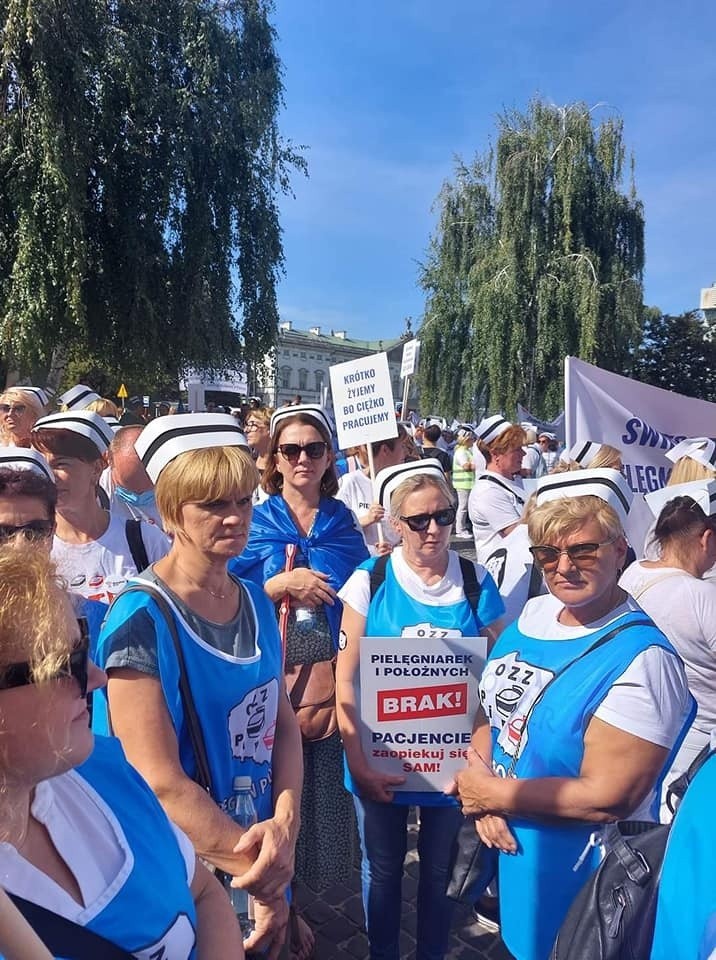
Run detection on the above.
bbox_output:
[529,537,617,570]
[277,441,328,462]
[398,506,456,532]
[0,617,90,697]
[0,520,54,544]
[0,403,27,415]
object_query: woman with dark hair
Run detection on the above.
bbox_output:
[232,404,368,957]
[620,481,716,819]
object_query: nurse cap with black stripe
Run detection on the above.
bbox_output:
[31,411,114,457]
[135,413,248,484]
[534,468,634,525]
[0,446,55,484]
[475,414,512,445]
[645,479,716,519]
[269,404,334,439]
[374,459,446,514]
[58,383,102,411]
[559,440,605,466]
[665,437,716,470]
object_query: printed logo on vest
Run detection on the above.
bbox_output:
[480,651,554,761]
[228,678,279,765]
[131,911,196,959]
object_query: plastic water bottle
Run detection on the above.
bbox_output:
[223,775,257,938]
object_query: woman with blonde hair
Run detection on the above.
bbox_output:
[554,440,623,473]
[244,406,273,504]
[0,388,45,447]
[468,415,527,563]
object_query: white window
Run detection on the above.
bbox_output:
[280,366,291,389]
[298,368,308,391]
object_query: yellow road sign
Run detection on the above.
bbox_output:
[117,383,128,399]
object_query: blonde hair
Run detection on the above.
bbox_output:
[527,495,623,546]
[0,544,72,684]
[85,397,120,418]
[390,473,456,518]
[155,446,259,534]
[478,424,526,463]
[0,388,43,444]
[668,457,716,485]
[550,443,622,473]
[245,406,272,428]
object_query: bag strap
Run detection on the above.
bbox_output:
[369,553,390,602]
[8,893,134,960]
[278,543,297,668]
[666,740,716,813]
[458,555,481,617]
[628,569,686,602]
[526,556,544,600]
[480,472,527,504]
[119,584,214,794]
[124,517,149,573]
[508,618,654,774]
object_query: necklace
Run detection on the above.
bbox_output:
[174,563,235,600]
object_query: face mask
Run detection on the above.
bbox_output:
[115,485,156,509]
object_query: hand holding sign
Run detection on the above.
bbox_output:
[351,763,406,803]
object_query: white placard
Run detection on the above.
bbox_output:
[329,352,398,450]
[400,339,421,379]
[359,634,488,793]
[565,356,716,551]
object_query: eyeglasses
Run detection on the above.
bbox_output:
[0,520,54,543]
[0,617,90,697]
[277,441,328,462]
[398,506,456,532]
[0,403,27,415]
[245,420,266,430]
[529,537,617,570]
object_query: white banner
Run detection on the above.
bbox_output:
[516,403,565,442]
[359,634,487,793]
[329,352,398,450]
[400,339,420,379]
[564,356,716,550]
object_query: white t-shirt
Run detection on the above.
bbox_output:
[482,524,545,626]
[52,512,170,604]
[468,472,526,563]
[521,444,546,478]
[620,562,716,732]
[336,470,401,555]
[508,593,691,821]
[339,545,496,620]
[0,768,194,922]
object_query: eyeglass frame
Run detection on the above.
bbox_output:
[528,536,618,570]
[0,403,28,415]
[398,506,457,533]
[277,441,329,463]
[0,520,55,544]
[0,617,90,697]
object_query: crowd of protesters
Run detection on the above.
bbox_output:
[1,383,714,960]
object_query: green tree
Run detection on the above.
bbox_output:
[0,0,303,384]
[418,100,644,418]
[632,308,716,402]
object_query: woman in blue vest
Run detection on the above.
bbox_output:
[336,460,505,960]
[91,414,303,959]
[0,544,241,959]
[455,468,695,960]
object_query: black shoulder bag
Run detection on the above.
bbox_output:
[446,618,653,903]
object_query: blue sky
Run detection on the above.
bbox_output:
[273,0,716,342]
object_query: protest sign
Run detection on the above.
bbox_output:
[329,352,398,450]
[564,356,716,549]
[400,339,420,378]
[359,634,488,792]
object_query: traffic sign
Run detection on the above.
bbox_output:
[142,395,150,407]
[117,383,128,399]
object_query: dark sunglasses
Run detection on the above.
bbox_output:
[0,403,27,415]
[0,617,90,697]
[529,537,617,570]
[398,506,457,532]
[277,441,329,462]
[0,520,54,544]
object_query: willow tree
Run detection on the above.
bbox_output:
[0,0,302,383]
[419,100,644,418]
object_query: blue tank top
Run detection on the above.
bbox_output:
[92,578,283,822]
[483,610,694,960]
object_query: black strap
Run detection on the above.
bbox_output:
[458,555,481,616]
[667,741,716,814]
[8,893,134,960]
[526,557,544,600]
[124,518,149,573]
[479,472,527,504]
[96,484,110,510]
[369,553,390,601]
[119,584,214,794]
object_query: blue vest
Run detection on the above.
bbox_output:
[345,554,503,807]
[3,736,197,960]
[651,753,716,960]
[484,610,694,960]
[92,578,283,823]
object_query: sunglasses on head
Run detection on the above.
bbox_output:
[528,537,617,571]
[0,617,90,697]
[398,506,456,532]
[0,520,54,544]
[0,403,27,415]
[277,441,328,462]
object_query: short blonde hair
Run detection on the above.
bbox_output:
[0,544,72,683]
[668,457,716,485]
[390,473,456,518]
[155,446,259,533]
[85,397,120,418]
[0,388,44,443]
[527,495,624,546]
